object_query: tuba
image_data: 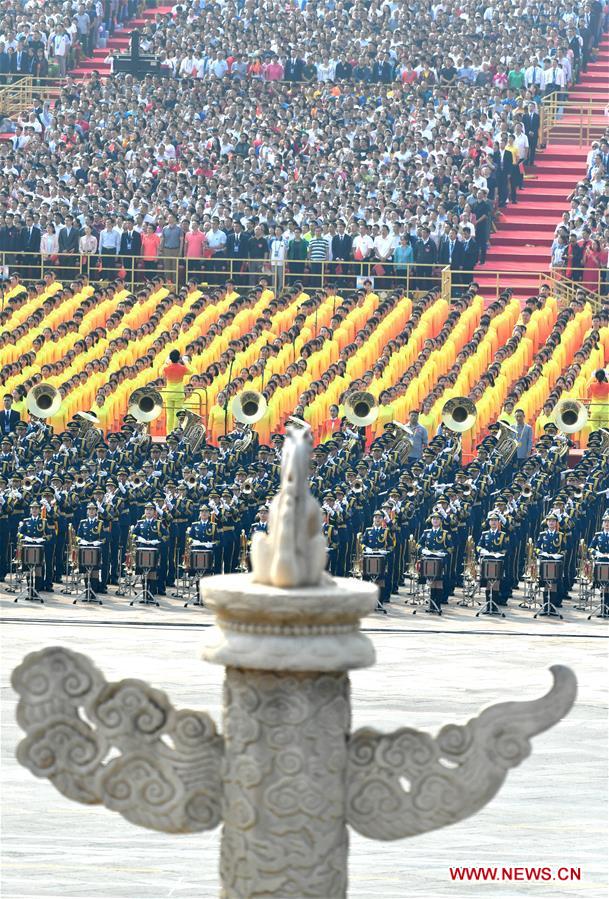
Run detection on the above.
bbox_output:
[492,419,519,465]
[128,386,163,423]
[231,390,268,424]
[552,399,588,434]
[73,411,103,455]
[180,409,207,454]
[441,397,477,433]
[344,390,379,427]
[26,383,61,419]
[351,532,363,578]
[388,421,414,465]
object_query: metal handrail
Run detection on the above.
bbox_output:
[0,253,604,306]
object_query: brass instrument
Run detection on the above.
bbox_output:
[552,399,588,434]
[180,409,207,454]
[344,391,379,427]
[352,532,363,578]
[574,538,593,610]
[183,535,192,572]
[232,390,268,425]
[521,538,539,607]
[73,411,103,455]
[492,419,519,465]
[461,535,478,604]
[441,397,477,433]
[238,529,249,573]
[388,421,414,465]
[26,383,61,418]
[68,524,78,569]
[128,386,164,423]
[124,528,136,575]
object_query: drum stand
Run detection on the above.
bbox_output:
[184,570,207,608]
[573,576,593,612]
[4,550,25,594]
[519,576,542,610]
[13,563,44,604]
[588,583,609,620]
[413,580,442,616]
[458,575,479,608]
[130,567,159,607]
[534,581,563,619]
[73,565,102,605]
[476,580,505,618]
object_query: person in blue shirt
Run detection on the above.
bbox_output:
[477,512,509,605]
[362,510,390,602]
[132,503,168,595]
[77,501,107,593]
[536,513,566,605]
[590,512,609,557]
[515,408,533,465]
[18,500,50,592]
[418,512,453,609]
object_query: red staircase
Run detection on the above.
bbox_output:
[70,6,172,78]
[474,33,609,302]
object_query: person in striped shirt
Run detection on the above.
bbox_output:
[307,226,330,288]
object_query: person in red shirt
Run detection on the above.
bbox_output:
[141,224,161,275]
[184,222,207,278]
[163,350,192,433]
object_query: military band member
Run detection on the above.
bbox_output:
[590,512,609,556]
[18,500,50,592]
[418,511,453,611]
[535,512,566,605]
[132,502,169,594]
[76,501,107,593]
[362,509,390,603]
[477,511,509,605]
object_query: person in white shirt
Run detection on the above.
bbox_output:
[269,226,286,292]
[49,25,70,76]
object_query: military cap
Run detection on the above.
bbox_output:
[144,502,155,510]
[544,512,559,522]
[106,479,117,487]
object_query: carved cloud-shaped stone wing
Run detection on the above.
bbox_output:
[346,666,576,840]
[11,646,223,834]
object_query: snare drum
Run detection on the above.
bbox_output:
[78,545,100,570]
[593,561,609,584]
[190,549,214,573]
[480,558,503,583]
[420,557,444,580]
[538,559,562,582]
[21,543,43,568]
[136,547,158,572]
[363,553,386,578]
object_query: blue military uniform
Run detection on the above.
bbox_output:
[418,525,453,608]
[362,523,390,602]
[477,527,509,604]
[76,514,107,591]
[18,513,51,590]
[132,516,168,593]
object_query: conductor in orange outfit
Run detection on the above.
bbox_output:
[162,350,192,433]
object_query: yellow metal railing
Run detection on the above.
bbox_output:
[540,92,609,147]
[0,252,605,308]
[0,76,35,117]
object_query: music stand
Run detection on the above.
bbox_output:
[13,542,44,604]
[588,558,609,620]
[476,556,505,619]
[534,557,563,620]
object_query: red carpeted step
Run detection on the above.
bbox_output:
[498,230,558,245]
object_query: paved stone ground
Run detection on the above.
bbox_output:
[1,577,607,898]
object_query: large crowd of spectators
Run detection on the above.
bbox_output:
[0,0,607,290]
[550,132,609,294]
